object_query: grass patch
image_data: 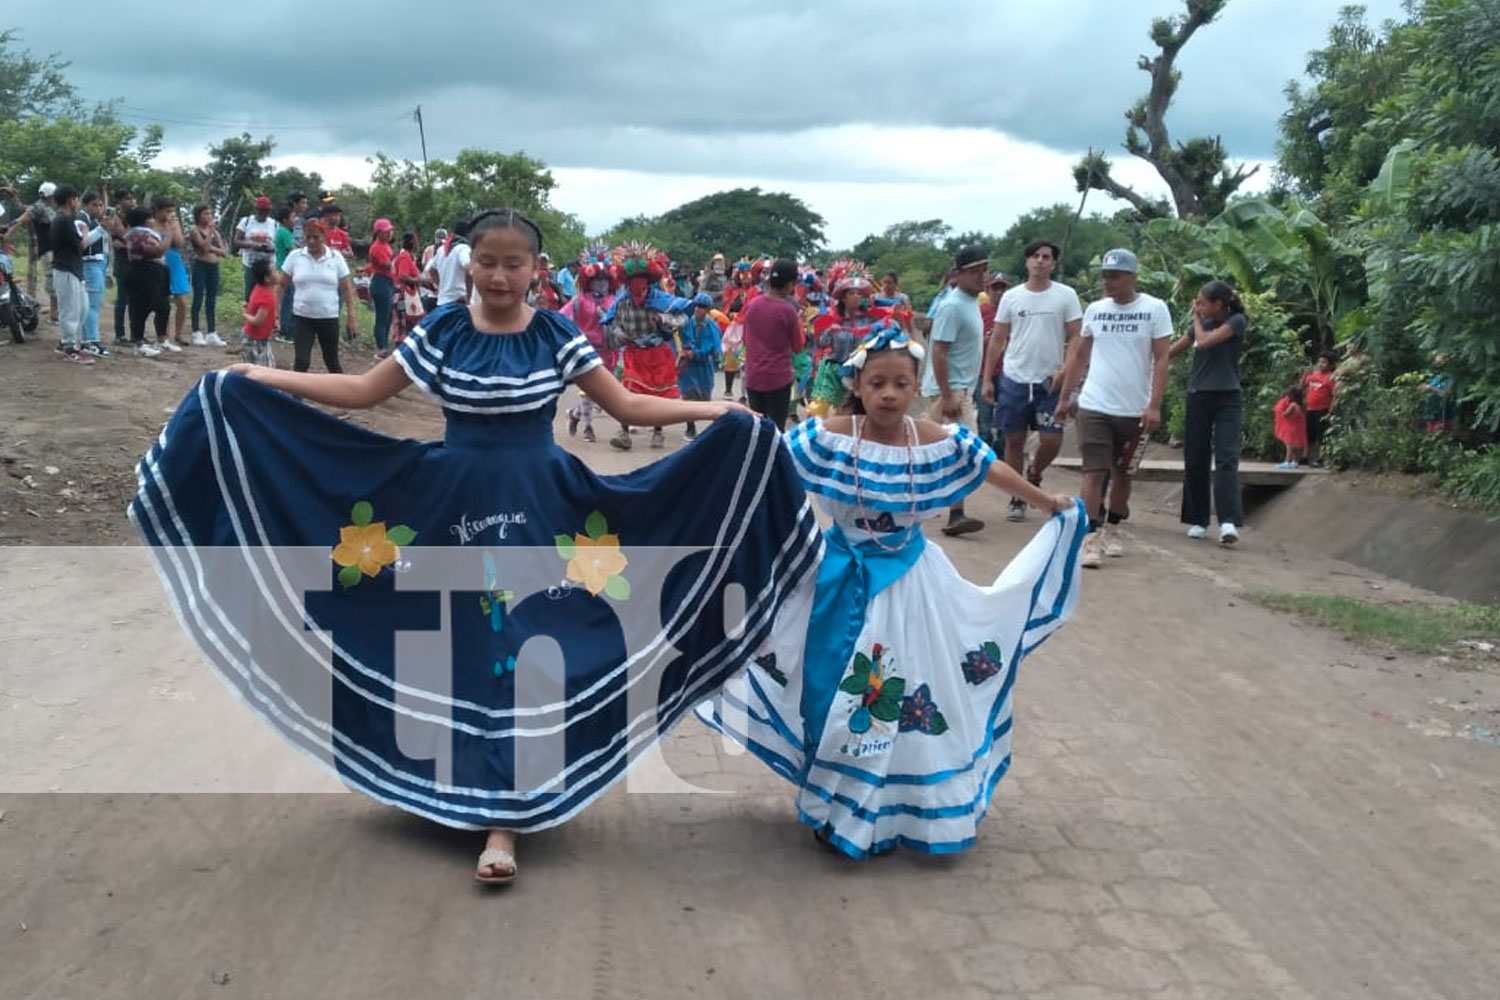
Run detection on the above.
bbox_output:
[1247,591,1500,654]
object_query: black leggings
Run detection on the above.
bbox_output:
[746,383,793,431]
[293,315,343,372]
[127,262,169,343]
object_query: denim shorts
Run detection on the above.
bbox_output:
[994,375,1063,435]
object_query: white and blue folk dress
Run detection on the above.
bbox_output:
[699,417,1085,857]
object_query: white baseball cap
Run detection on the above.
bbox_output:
[38,181,57,198]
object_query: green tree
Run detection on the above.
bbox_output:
[368,148,585,257]
[0,29,79,121]
[1276,5,1410,216]
[191,133,275,234]
[1073,0,1257,219]
[655,188,826,264]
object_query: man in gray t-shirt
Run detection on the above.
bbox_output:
[922,244,991,536]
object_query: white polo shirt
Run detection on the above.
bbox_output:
[281,247,350,319]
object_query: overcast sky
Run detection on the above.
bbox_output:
[13,0,1406,246]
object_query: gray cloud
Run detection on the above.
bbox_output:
[13,0,1407,176]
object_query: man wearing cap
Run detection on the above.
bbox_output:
[980,239,1084,522]
[921,244,991,536]
[3,183,60,321]
[234,196,278,302]
[740,257,805,431]
[1055,248,1173,569]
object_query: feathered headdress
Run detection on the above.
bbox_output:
[826,258,873,296]
[578,240,620,286]
[612,240,668,282]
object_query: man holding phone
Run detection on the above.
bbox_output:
[980,239,1082,522]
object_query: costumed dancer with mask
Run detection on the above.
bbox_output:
[601,240,697,450]
[807,260,890,418]
[698,252,729,308]
[719,258,755,400]
[130,208,823,886]
[563,242,621,443]
[697,323,1084,858]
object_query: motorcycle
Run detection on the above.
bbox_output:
[0,251,41,343]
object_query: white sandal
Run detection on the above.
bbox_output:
[475,846,517,885]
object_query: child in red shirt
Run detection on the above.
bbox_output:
[1274,386,1308,469]
[241,258,278,367]
[1300,351,1336,466]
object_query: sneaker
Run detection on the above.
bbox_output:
[136,342,162,358]
[191,331,207,346]
[1186,525,1207,540]
[113,335,129,346]
[274,334,293,344]
[582,426,596,443]
[1080,532,1102,568]
[1102,526,1125,558]
[1006,498,1027,522]
[158,339,182,353]
[1218,523,1239,546]
[59,345,95,365]
[941,514,985,537]
[685,422,697,440]
[609,431,632,451]
[80,342,110,358]
[206,332,227,348]
[650,428,666,449]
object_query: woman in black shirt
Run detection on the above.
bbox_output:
[1169,281,1247,545]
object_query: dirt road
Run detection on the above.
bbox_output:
[2,335,1497,999]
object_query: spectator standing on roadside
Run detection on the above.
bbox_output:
[367,217,397,357]
[79,191,111,356]
[188,203,229,347]
[105,189,137,344]
[1300,351,1336,466]
[234,196,277,302]
[280,218,356,373]
[48,185,93,364]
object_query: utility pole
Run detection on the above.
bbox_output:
[414,105,430,182]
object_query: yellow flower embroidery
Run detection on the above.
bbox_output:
[332,522,399,579]
[331,501,417,589]
[566,533,628,596]
[555,510,631,600]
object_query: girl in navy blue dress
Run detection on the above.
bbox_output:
[130,209,822,885]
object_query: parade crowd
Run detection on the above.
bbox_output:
[3,175,1405,885]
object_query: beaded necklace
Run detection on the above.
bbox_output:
[850,415,920,552]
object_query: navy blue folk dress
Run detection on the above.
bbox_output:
[130,303,821,830]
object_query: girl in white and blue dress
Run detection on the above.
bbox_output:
[130,209,823,885]
[699,324,1086,858]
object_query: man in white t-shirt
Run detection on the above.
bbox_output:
[426,219,472,306]
[1055,248,1172,569]
[979,239,1083,522]
[234,196,278,302]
